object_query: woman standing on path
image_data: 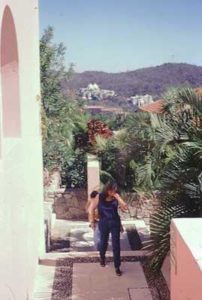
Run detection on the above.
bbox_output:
[89,182,127,276]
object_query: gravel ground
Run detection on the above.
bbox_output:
[142,261,170,300]
[51,258,73,300]
[51,256,169,300]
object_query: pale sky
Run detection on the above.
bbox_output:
[40,0,202,72]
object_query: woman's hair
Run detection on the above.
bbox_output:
[102,182,118,198]
[90,190,99,199]
[86,190,99,213]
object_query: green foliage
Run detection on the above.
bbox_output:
[93,87,202,272]
[64,149,87,188]
[40,27,88,187]
[135,156,155,190]
[146,88,202,272]
[94,111,165,191]
[148,200,189,272]
[148,148,202,271]
[40,26,67,116]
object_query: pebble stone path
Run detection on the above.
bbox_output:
[32,220,153,300]
[32,258,153,300]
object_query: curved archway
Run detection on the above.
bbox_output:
[1,6,21,137]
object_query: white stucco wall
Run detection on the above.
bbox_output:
[0,1,45,299]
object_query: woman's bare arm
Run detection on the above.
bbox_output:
[88,194,99,229]
[85,198,92,213]
[114,193,128,211]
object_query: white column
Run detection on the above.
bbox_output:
[87,154,100,197]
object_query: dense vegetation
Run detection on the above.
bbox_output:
[64,63,202,97]
[94,87,202,271]
[40,27,89,188]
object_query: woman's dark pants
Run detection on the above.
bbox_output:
[99,218,121,269]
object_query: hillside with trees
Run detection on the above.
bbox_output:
[64,63,202,97]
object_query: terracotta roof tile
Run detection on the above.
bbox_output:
[194,87,202,96]
[139,99,165,114]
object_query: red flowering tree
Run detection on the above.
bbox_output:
[87,119,113,145]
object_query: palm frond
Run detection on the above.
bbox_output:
[178,88,202,116]
[135,156,155,190]
[93,135,110,153]
[100,170,115,183]
[145,200,192,272]
[113,129,129,150]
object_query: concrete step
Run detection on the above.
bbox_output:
[39,250,150,266]
[50,219,151,252]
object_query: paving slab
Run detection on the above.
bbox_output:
[129,288,153,300]
[72,262,151,300]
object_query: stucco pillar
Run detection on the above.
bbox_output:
[87,154,100,197]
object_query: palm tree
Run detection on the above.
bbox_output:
[146,88,202,272]
[93,87,202,272]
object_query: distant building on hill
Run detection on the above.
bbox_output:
[79,83,116,100]
[128,94,153,111]
[87,83,99,91]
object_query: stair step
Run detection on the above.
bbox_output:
[39,250,150,266]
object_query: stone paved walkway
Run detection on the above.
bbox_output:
[51,220,150,252]
[72,262,153,300]
[32,219,152,300]
[32,251,152,300]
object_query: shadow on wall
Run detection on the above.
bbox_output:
[1,5,21,138]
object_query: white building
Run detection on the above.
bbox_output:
[128,94,153,109]
[0,1,45,299]
[87,83,100,91]
[80,83,115,100]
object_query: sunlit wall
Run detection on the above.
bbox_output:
[0,0,44,298]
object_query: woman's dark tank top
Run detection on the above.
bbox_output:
[98,192,119,220]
